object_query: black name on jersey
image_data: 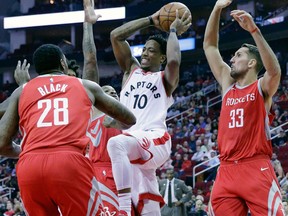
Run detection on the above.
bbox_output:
[124,81,161,99]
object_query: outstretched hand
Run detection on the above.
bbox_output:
[150,10,161,29]
[14,59,30,86]
[83,0,102,24]
[170,9,192,36]
[215,0,233,9]
[230,10,257,32]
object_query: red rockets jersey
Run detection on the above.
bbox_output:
[18,75,92,156]
[218,80,272,161]
[88,113,122,163]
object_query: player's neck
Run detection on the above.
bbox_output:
[46,70,65,75]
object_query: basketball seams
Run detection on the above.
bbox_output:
[159,2,191,32]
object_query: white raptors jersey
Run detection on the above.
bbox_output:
[120,68,174,132]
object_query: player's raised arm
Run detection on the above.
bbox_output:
[82,0,101,83]
[230,10,281,99]
[203,0,234,91]
[164,9,191,96]
[110,15,152,84]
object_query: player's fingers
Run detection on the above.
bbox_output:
[181,10,189,21]
[231,10,246,17]
[183,15,192,25]
[25,63,30,70]
[22,59,27,70]
[90,0,95,8]
[96,14,102,20]
[17,60,21,69]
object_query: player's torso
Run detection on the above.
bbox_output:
[19,75,92,155]
[120,68,173,131]
[87,112,122,163]
[218,80,272,161]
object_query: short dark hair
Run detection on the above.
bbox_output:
[241,43,263,73]
[146,34,167,55]
[68,59,80,77]
[33,44,64,74]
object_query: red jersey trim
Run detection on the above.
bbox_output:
[136,192,165,214]
[153,131,170,146]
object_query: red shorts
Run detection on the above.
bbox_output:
[93,163,119,215]
[17,151,103,216]
[209,155,284,216]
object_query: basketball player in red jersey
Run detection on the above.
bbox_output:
[81,1,122,214]
[203,0,284,215]
[87,85,122,215]
[0,44,136,216]
[107,8,191,216]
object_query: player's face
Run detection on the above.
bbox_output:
[230,47,250,80]
[141,40,165,71]
[102,86,119,101]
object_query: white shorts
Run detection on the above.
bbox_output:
[124,129,172,170]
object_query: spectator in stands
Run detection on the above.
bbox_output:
[167,107,180,118]
[189,135,197,152]
[271,152,285,181]
[283,201,288,216]
[274,129,287,147]
[189,199,208,216]
[179,154,192,176]
[193,123,206,138]
[278,110,288,124]
[3,200,14,216]
[191,144,206,163]
[198,116,207,129]
[158,168,192,216]
[172,153,183,170]
[204,151,220,182]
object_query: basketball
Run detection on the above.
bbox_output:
[159,2,191,33]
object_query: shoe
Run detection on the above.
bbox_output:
[119,210,129,216]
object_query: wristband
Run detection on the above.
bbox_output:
[170,28,177,33]
[250,27,259,34]
[148,16,154,25]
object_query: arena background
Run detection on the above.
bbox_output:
[0,0,287,215]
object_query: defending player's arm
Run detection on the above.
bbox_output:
[203,0,234,91]
[230,10,281,99]
[82,0,101,82]
[83,79,136,129]
[164,10,191,96]
[110,15,152,85]
[0,87,22,158]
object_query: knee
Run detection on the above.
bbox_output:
[107,136,125,157]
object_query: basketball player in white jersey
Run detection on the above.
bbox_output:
[106,9,192,216]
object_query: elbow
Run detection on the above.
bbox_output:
[203,40,211,52]
[121,117,136,130]
[129,116,137,126]
[126,116,137,129]
[110,28,122,42]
